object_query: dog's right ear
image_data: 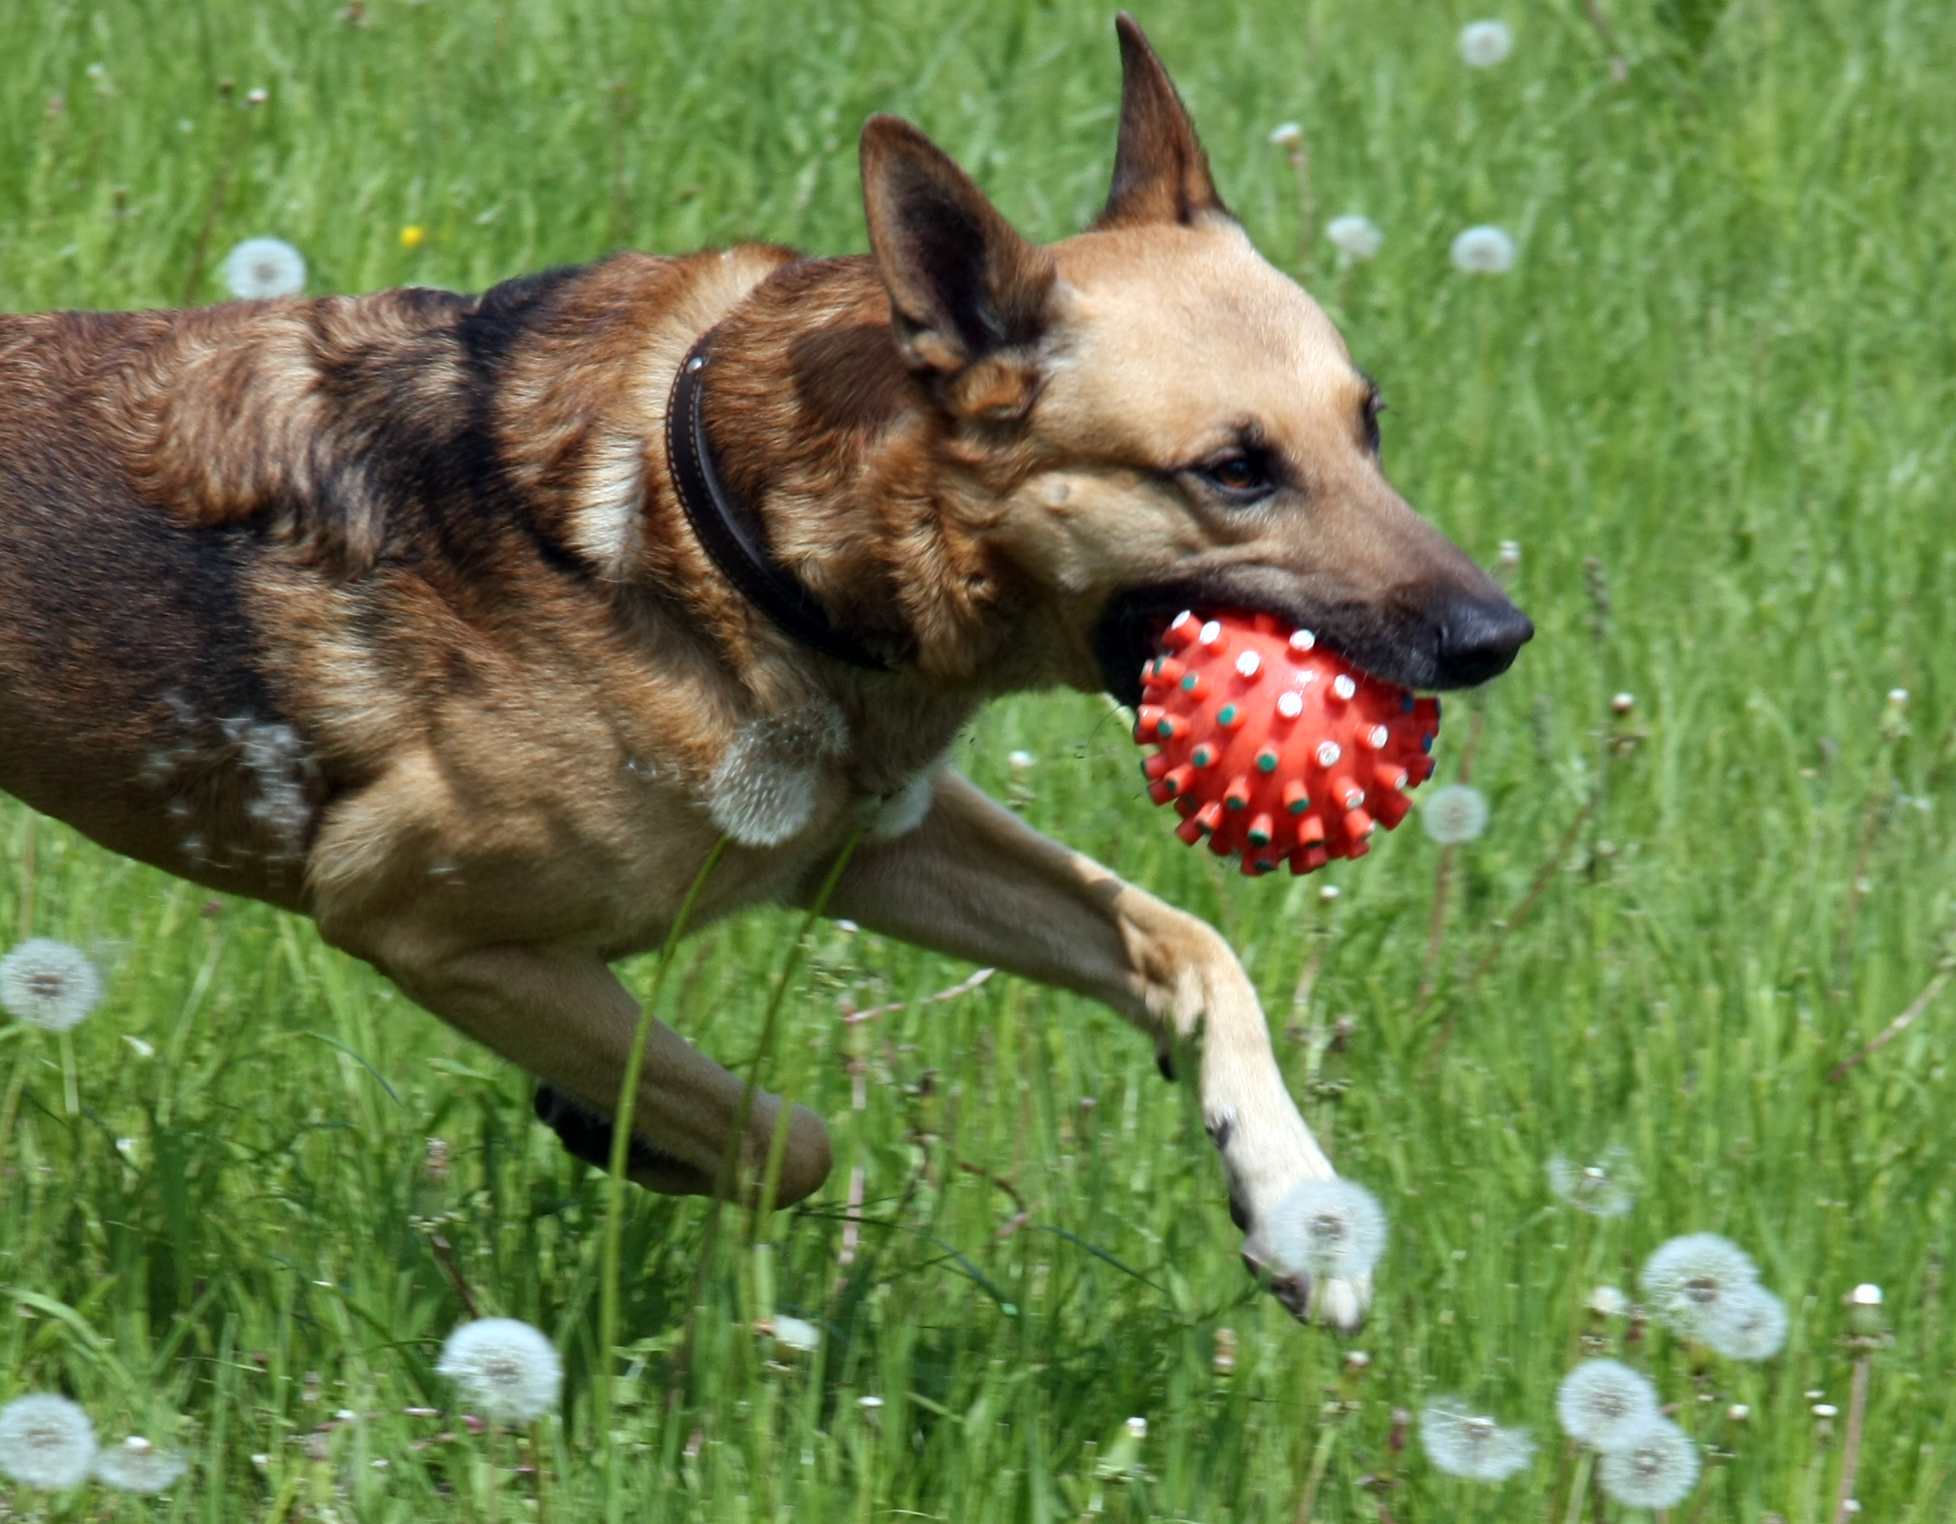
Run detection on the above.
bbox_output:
[860,114,1056,393]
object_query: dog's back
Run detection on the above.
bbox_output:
[0,271,653,906]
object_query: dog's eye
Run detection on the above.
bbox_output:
[1199,453,1275,502]
[1361,392,1385,455]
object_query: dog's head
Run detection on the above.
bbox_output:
[858,15,1531,704]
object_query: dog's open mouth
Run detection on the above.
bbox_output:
[1093,584,1396,709]
[1094,574,1531,705]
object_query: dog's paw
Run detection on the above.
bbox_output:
[1221,1134,1383,1332]
[1239,1236,1372,1333]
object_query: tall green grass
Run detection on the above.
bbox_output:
[3,0,1955,1517]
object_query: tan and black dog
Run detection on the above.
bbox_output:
[0,17,1527,1328]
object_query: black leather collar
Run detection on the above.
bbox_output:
[665,329,888,671]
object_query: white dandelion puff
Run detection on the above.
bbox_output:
[0,938,103,1032]
[1547,1146,1638,1217]
[1640,1233,1759,1340]
[0,1393,98,1491]
[435,1317,562,1425]
[1266,1177,1388,1281]
[94,1436,188,1495]
[1556,1359,1660,1452]
[770,1315,821,1354]
[1419,1398,1534,1481]
[1450,226,1517,275]
[222,237,307,300]
[1702,1284,1788,1361]
[1326,214,1384,262]
[1269,122,1303,148]
[1420,783,1489,845]
[1586,1285,1629,1318]
[1459,20,1514,68]
[1598,1418,1701,1509]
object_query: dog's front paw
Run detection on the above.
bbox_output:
[1234,1175,1386,1333]
[1239,1239,1372,1332]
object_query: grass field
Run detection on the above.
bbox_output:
[4,0,1956,1518]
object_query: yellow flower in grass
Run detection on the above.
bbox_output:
[400,225,426,250]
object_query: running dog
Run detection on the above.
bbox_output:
[0,16,1529,1328]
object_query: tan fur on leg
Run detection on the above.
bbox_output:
[814,770,1365,1328]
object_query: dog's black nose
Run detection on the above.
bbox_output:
[1434,595,1533,687]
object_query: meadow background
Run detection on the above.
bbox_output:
[3,0,1955,1518]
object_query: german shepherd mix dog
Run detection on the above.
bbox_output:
[0,18,1527,1328]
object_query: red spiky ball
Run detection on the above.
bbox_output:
[1135,611,1441,876]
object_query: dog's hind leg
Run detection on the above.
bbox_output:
[813,770,1366,1330]
[337,934,834,1205]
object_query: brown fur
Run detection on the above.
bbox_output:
[0,16,1527,1327]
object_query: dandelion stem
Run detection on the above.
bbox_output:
[1561,1447,1594,1524]
[0,1039,32,1190]
[16,812,34,939]
[183,102,254,304]
[1828,960,1953,1083]
[430,1232,482,1320]
[740,826,865,1233]
[1465,794,1598,989]
[1833,1356,1871,1522]
[1576,0,1630,82]
[595,834,727,1502]
[57,1030,77,1117]
[1291,1409,1342,1524]
[672,828,864,1406]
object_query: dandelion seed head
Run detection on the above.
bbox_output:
[1703,1284,1788,1361]
[1598,1418,1701,1509]
[94,1436,188,1495]
[770,1315,821,1354]
[1587,1285,1629,1318]
[0,938,103,1032]
[1848,1283,1883,1308]
[1266,1177,1387,1281]
[0,1393,98,1491]
[1419,1398,1534,1481]
[1450,226,1516,275]
[222,237,307,300]
[1459,20,1515,67]
[1640,1232,1759,1339]
[1420,783,1489,845]
[1547,1146,1638,1217]
[1326,214,1384,262]
[1269,122,1303,147]
[1007,750,1037,771]
[435,1318,562,1426]
[1555,1359,1660,1451]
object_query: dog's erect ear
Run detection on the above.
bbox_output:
[860,113,1056,381]
[1096,13,1229,230]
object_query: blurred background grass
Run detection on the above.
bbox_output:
[3,0,1955,1518]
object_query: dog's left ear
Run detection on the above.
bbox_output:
[1096,13,1230,230]
[860,113,1056,402]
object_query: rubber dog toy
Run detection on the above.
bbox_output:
[1135,611,1440,875]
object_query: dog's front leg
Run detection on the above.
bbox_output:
[820,770,1366,1329]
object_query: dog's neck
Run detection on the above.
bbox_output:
[650,255,1051,701]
